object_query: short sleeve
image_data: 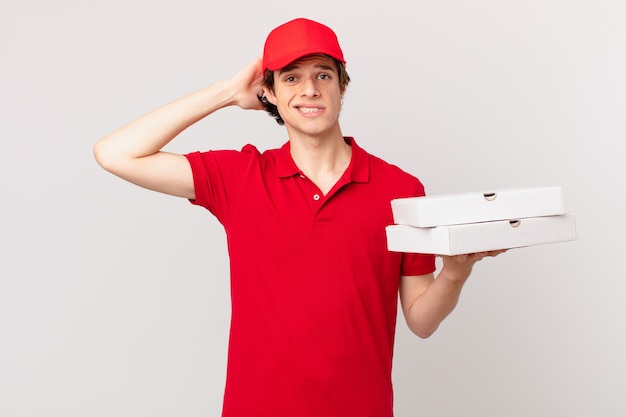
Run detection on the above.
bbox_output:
[184,145,262,224]
[400,252,436,276]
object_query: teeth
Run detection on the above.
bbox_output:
[299,107,319,113]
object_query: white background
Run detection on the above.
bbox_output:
[2,0,625,416]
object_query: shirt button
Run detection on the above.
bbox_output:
[299,174,306,179]
[313,194,320,201]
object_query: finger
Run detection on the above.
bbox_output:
[471,252,487,262]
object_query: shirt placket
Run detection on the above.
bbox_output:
[297,172,353,218]
[297,173,324,215]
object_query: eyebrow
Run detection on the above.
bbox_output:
[278,62,336,75]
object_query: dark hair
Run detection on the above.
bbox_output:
[258,56,351,125]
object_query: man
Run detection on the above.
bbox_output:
[94,17,503,417]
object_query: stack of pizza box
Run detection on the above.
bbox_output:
[386,186,577,255]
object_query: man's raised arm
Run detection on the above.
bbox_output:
[93,57,265,199]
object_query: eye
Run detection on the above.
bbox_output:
[284,75,297,83]
[318,73,331,80]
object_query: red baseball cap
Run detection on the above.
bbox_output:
[262,18,346,71]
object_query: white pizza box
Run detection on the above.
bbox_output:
[386,213,577,255]
[391,186,565,227]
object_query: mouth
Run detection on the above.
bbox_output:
[297,106,323,114]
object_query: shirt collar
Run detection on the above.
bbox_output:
[275,137,369,183]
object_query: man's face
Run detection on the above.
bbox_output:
[264,54,344,138]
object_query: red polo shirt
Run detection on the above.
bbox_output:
[185,137,435,417]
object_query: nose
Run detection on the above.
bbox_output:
[301,76,320,97]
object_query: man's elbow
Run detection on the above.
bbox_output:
[93,140,123,174]
[408,322,439,339]
[93,140,110,170]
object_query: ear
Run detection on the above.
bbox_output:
[263,87,277,105]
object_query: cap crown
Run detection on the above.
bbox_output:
[263,18,345,71]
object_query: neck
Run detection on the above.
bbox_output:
[289,131,352,195]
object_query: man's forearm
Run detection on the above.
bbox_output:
[94,80,235,169]
[404,268,468,338]
[402,251,506,338]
